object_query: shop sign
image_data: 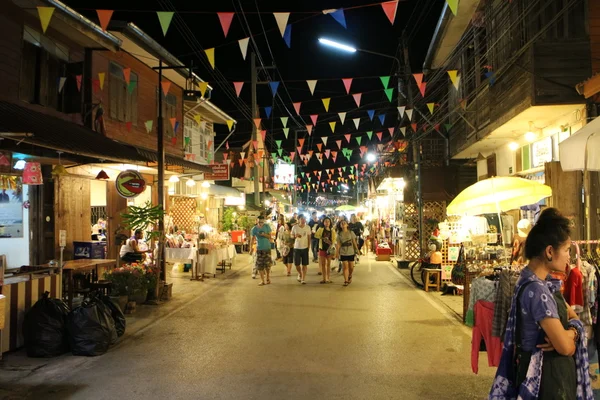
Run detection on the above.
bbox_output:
[204,164,230,181]
[115,170,146,198]
[531,137,552,168]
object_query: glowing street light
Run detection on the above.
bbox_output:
[318,38,357,53]
[366,153,377,162]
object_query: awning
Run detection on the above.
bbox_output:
[559,116,600,171]
[135,147,211,173]
[205,184,241,198]
[0,101,144,163]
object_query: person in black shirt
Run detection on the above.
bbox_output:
[348,214,364,259]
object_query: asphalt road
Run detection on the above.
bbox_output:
[11,257,495,399]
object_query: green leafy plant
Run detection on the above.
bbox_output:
[121,202,165,242]
[222,207,235,232]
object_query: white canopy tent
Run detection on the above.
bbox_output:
[559,116,600,171]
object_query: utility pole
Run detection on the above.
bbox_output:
[292,128,298,208]
[157,60,166,281]
[251,52,260,207]
[402,33,424,257]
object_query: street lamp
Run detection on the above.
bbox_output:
[366,153,377,162]
[318,37,400,62]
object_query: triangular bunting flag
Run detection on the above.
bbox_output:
[161,81,171,96]
[378,114,386,125]
[144,120,153,133]
[75,75,82,92]
[226,120,234,131]
[298,138,305,148]
[128,81,136,94]
[157,11,174,36]
[336,140,342,149]
[97,72,105,90]
[400,127,406,136]
[411,123,418,132]
[58,77,66,93]
[205,48,215,69]
[434,124,441,133]
[329,122,336,133]
[388,127,395,136]
[217,12,235,37]
[264,107,272,118]
[273,13,290,37]
[306,125,313,135]
[418,82,427,97]
[447,70,460,90]
[253,118,262,129]
[444,124,453,132]
[269,81,280,96]
[199,82,209,97]
[260,130,267,143]
[353,118,360,129]
[367,110,375,121]
[233,82,244,97]
[384,88,394,102]
[427,103,435,114]
[367,131,373,140]
[283,24,292,48]
[381,1,399,24]
[238,38,249,60]
[280,117,288,127]
[122,68,131,85]
[310,115,319,125]
[446,0,459,16]
[317,143,322,152]
[194,115,202,125]
[96,10,114,32]
[306,80,317,95]
[293,102,301,115]
[356,137,362,145]
[283,128,290,138]
[322,98,330,112]
[344,134,351,143]
[413,73,424,88]
[328,9,347,28]
[406,109,413,120]
[353,93,362,107]
[322,137,328,146]
[398,106,406,118]
[342,78,353,94]
[376,132,383,141]
[169,117,176,131]
[37,7,55,34]
[380,76,390,89]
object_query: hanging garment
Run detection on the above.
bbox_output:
[471,300,502,374]
[565,265,585,313]
[492,270,518,338]
[466,277,497,327]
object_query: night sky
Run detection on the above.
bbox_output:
[64,0,443,179]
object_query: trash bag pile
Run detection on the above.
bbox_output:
[23,291,126,357]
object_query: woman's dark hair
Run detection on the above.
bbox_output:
[285,222,293,230]
[322,217,332,227]
[524,208,571,260]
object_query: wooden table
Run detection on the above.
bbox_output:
[62,259,117,309]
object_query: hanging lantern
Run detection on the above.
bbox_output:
[23,162,43,185]
[52,164,69,176]
[95,169,110,180]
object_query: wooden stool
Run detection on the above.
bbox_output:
[423,269,442,292]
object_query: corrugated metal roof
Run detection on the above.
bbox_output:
[0,101,145,163]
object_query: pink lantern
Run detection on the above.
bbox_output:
[22,162,43,185]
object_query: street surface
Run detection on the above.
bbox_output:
[3,255,495,399]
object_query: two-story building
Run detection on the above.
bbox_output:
[422,0,595,238]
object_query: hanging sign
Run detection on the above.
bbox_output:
[115,170,147,198]
[204,163,230,181]
[531,137,552,168]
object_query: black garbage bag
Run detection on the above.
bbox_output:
[67,294,117,356]
[23,291,70,357]
[98,294,126,338]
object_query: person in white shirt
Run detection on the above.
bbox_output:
[291,215,312,284]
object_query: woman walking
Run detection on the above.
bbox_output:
[314,217,336,284]
[277,222,295,276]
[489,208,592,399]
[275,214,285,261]
[336,220,360,286]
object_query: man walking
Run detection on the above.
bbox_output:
[308,211,320,264]
[251,215,272,286]
[291,215,311,284]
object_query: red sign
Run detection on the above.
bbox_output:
[204,164,230,181]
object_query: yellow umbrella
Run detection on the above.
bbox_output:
[447,176,552,216]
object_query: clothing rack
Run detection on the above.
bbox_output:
[572,240,600,244]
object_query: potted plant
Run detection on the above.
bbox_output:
[120,202,165,303]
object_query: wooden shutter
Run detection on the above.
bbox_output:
[63,62,82,114]
[19,41,38,103]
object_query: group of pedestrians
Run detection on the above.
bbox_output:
[251,212,364,286]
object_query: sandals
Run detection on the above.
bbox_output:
[258,282,266,286]
[267,279,271,284]
[348,275,352,284]
[320,280,326,284]
[343,281,349,286]
[326,280,333,284]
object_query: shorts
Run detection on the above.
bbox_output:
[282,253,294,264]
[293,248,309,266]
[318,250,331,258]
[255,250,272,270]
[340,255,355,262]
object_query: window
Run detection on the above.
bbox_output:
[158,93,177,136]
[20,25,79,112]
[183,116,194,153]
[109,62,138,125]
